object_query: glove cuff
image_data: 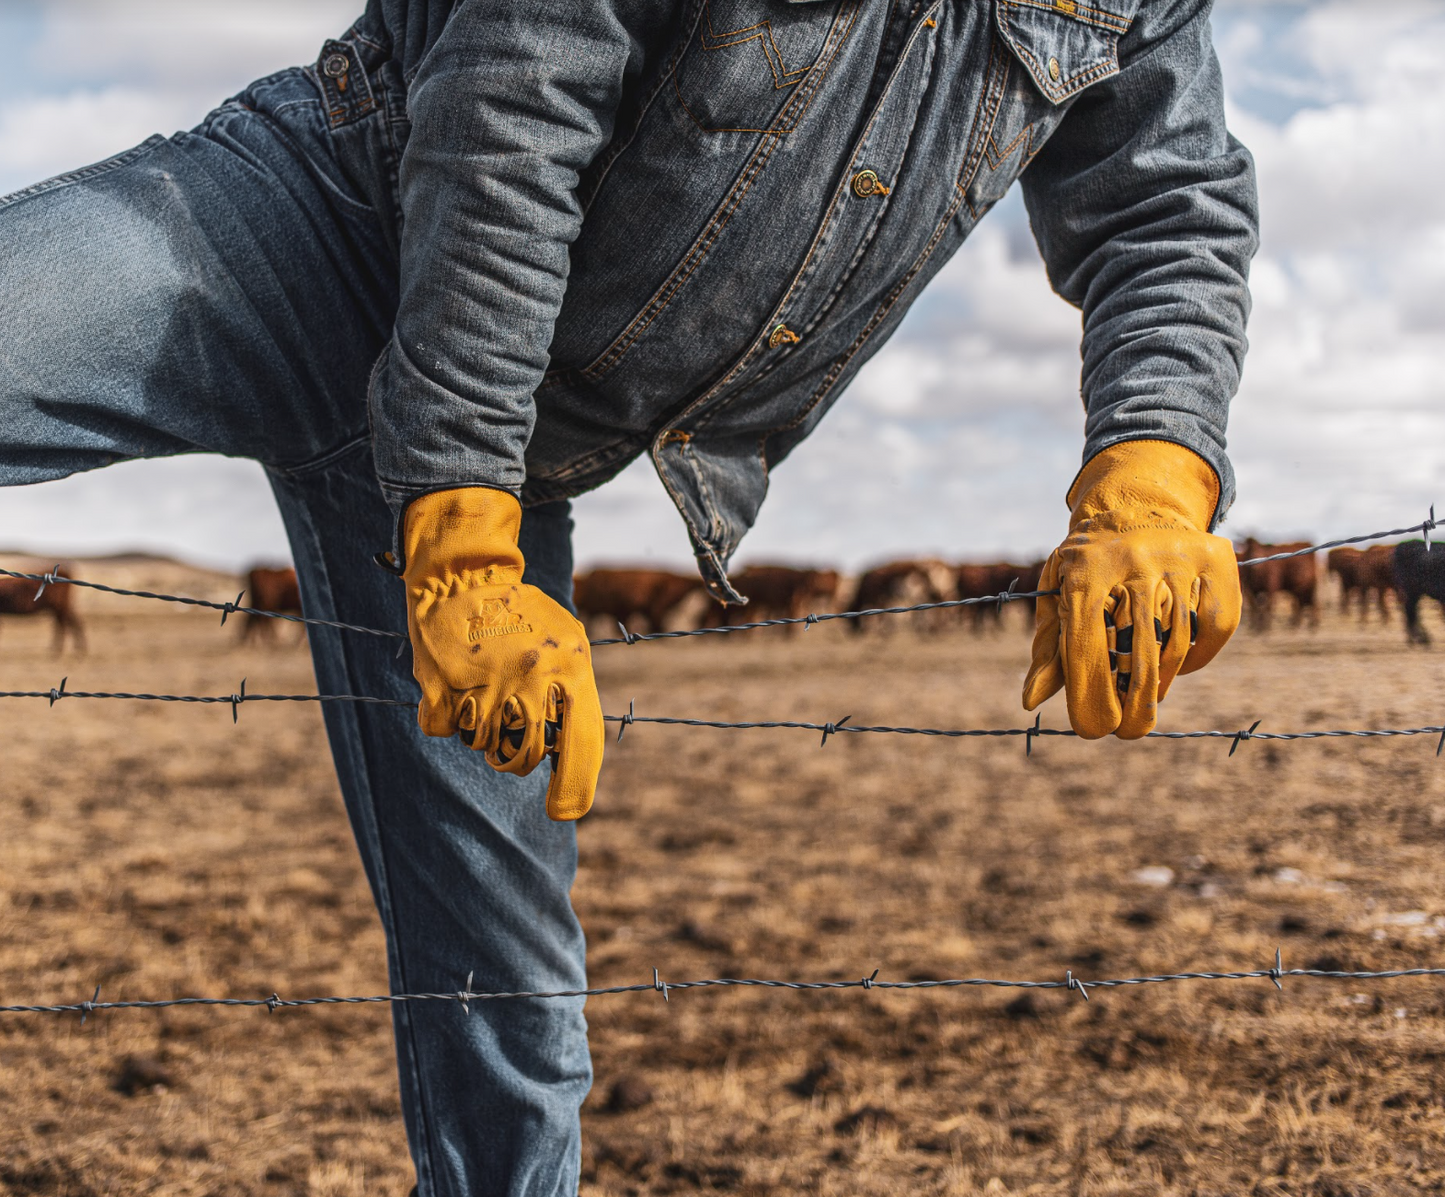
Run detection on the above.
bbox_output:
[402,486,526,584]
[1067,440,1221,533]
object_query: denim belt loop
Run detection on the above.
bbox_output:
[317,39,377,130]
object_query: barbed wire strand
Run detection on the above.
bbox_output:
[0,565,405,640]
[6,951,1445,1018]
[2,511,1435,648]
[2,687,1443,758]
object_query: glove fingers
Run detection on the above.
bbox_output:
[487,694,547,775]
[1155,579,1192,703]
[1179,558,1242,675]
[1116,583,1163,740]
[417,684,460,738]
[1062,580,1122,740]
[544,681,605,822]
[1022,554,1063,711]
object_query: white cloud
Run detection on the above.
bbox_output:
[20,0,361,94]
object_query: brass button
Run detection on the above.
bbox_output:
[323,52,350,78]
[851,169,891,199]
[768,324,801,349]
[1047,57,1061,81]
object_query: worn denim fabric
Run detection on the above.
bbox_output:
[0,62,590,1197]
[363,0,1258,601]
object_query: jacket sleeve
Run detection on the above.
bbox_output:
[1019,0,1258,528]
[368,0,660,515]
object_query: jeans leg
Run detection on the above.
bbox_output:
[0,67,591,1194]
[0,69,394,482]
[268,447,590,1197]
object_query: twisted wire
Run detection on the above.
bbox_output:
[0,565,405,640]
[3,687,1443,758]
[7,953,1445,1018]
[3,512,1433,646]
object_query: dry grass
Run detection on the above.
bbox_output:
[2,558,1444,1195]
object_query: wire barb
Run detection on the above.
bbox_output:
[819,715,852,747]
[616,699,637,744]
[1229,719,1262,757]
[33,565,61,603]
[79,984,101,1027]
[10,957,1445,1017]
[2,513,1434,647]
[218,591,245,628]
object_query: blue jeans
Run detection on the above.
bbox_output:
[0,52,590,1197]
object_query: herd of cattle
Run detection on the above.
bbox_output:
[574,540,1445,645]
[2,541,1444,653]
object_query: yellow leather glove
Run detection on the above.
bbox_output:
[1022,441,1242,740]
[402,487,604,820]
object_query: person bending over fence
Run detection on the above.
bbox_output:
[0,1,1253,1193]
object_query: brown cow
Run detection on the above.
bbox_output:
[1359,543,1397,623]
[848,559,955,634]
[573,568,702,636]
[954,560,1046,632]
[1238,539,1318,631]
[1328,545,1395,623]
[1327,547,1364,614]
[240,566,303,643]
[0,565,84,653]
[706,565,841,633]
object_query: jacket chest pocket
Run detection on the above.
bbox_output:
[966,0,1138,217]
[674,0,846,134]
[997,0,1136,103]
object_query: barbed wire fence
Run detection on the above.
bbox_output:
[9,952,1445,1022]
[2,507,1434,649]
[0,509,1441,1019]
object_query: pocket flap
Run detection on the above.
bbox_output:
[995,0,1137,105]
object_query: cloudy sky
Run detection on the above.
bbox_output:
[0,0,1439,572]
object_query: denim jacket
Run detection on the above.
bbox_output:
[363,0,1257,602]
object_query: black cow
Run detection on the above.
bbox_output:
[1395,540,1445,645]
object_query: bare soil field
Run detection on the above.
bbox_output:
[3,557,1445,1196]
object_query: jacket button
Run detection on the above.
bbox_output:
[323,52,350,78]
[851,169,891,199]
[1048,57,1061,81]
[768,324,802,349]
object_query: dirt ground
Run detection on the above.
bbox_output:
[3,555,1445,1196]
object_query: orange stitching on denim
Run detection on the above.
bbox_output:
[584,129,783,377]
[956,33,1010,193]
[776,182,969,438]
[675,1,859,135]
[698,1,811,90]
[701,0,936,400]
[983,121,1041,172]
[998,1,1124,98]
[1004,0,1133,34]
[589,3,859,378]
